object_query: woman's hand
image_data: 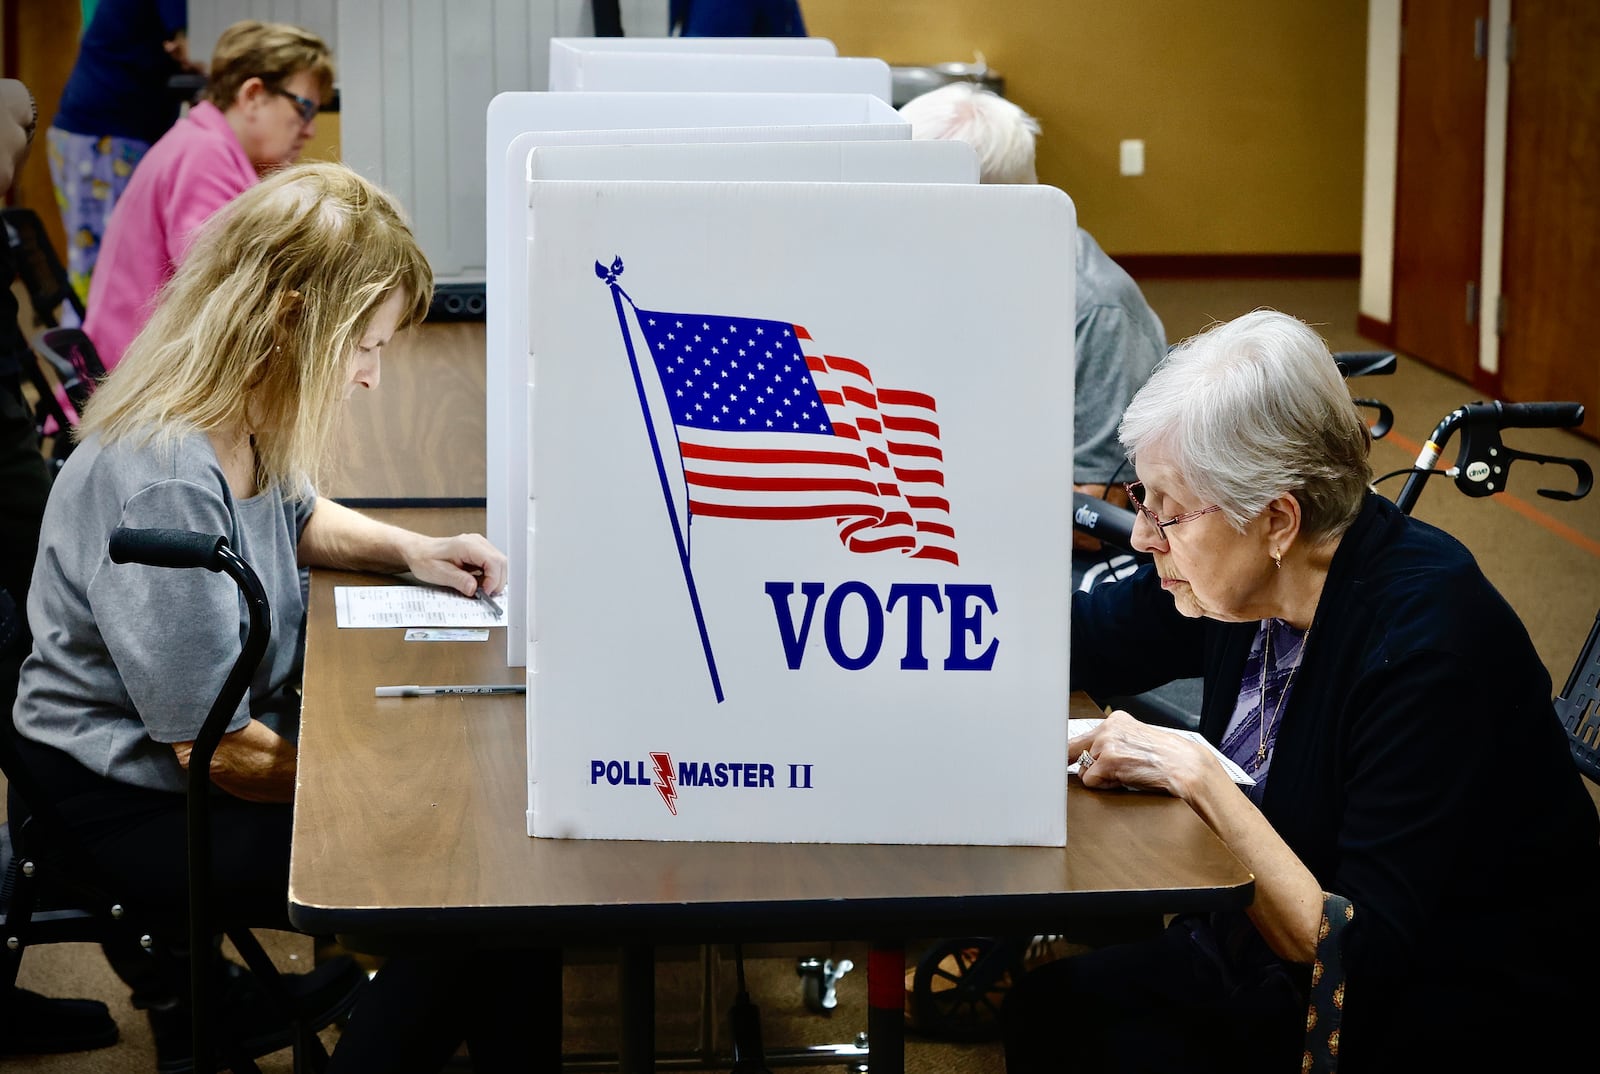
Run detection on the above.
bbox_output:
[403,531,508,598]
[299,500,509,596]
[1068,709,1216,800]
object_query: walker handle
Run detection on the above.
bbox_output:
[1484,401,1585,429]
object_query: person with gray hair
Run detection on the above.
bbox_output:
[899,81,1165,587]
[1002,309,1600,1071]
[898,80,1040,184]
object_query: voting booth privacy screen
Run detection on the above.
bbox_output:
[549,50,893,101]
[525,181,1077,846]
[486,92,910,669]
[548,36,840,93]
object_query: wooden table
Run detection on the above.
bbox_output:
[288,507,1254,1072]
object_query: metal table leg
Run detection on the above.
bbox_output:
[619,945,656,1074]
[866,940,903,1074]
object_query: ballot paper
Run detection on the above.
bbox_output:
[1067,717,1256,786]
[334,586,505,629]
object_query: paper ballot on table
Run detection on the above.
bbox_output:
[334,586,506,629]
[1067,718,1256,786]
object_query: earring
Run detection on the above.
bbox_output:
[1272,550,1283,570]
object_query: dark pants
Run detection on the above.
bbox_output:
[329,947,560,1074]
[8,735,294,925]
[7,734,295,1009]
[1001,917,1303,1074]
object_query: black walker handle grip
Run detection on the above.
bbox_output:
[1072,491,1138,552]
[1480,401,1585,429]
[109,527,228,571]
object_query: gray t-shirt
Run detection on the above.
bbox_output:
[1074,227,1167,485]
[14,430,314,793]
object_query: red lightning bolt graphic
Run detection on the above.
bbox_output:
[650,752,678,815]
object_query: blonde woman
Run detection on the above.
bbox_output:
[12,162,523,1072]
[83,19,335,371]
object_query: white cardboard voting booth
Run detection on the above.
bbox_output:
[524,139,979,184]
[549,50,893,102]
[486,91,909,666]
[548,36,837,94]
[525,180,1076,846]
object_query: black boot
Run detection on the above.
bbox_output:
[0,986,120,1055]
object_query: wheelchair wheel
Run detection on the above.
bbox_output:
[907,937,1018,1042]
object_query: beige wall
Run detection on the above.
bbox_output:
[803,0,1368,256]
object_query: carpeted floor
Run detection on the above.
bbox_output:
[6,936,1014,1072]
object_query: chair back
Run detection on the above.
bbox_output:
[2,588,161,999]
[19,350,77,472]
[1557,608,1600,787]
[0,208,85,331]
[34,326,107,416]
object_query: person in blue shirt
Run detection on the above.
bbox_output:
[671,0,807,37]
[46,0,202,304]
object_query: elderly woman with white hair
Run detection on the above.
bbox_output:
[1002,310,1600,1073]
[897,80,1040,184]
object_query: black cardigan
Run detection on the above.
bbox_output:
[1072,493,1600,1067]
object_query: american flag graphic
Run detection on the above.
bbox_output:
[633,307,959,565]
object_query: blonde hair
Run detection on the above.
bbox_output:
[204,20,335,111]
[78,162,433,496]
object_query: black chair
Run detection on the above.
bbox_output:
[17,348,77,473]
[22,326,107,469]
[1,209,100,467]
[1,591,148,1054]
[33,326,106,419]
[0,207,85,332]
[3,529,353,1073]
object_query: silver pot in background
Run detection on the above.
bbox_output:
[890,54,1005,109]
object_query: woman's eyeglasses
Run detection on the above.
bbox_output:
[1123,481,1222,536]
[271,87,320,125]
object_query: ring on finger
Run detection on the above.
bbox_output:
[1077,749,1095,770]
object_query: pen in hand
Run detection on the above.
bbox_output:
[473,583,503,619]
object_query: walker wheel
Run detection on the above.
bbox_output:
[907,937,1013,1042]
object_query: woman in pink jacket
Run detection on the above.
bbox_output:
[82,20,333,373]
